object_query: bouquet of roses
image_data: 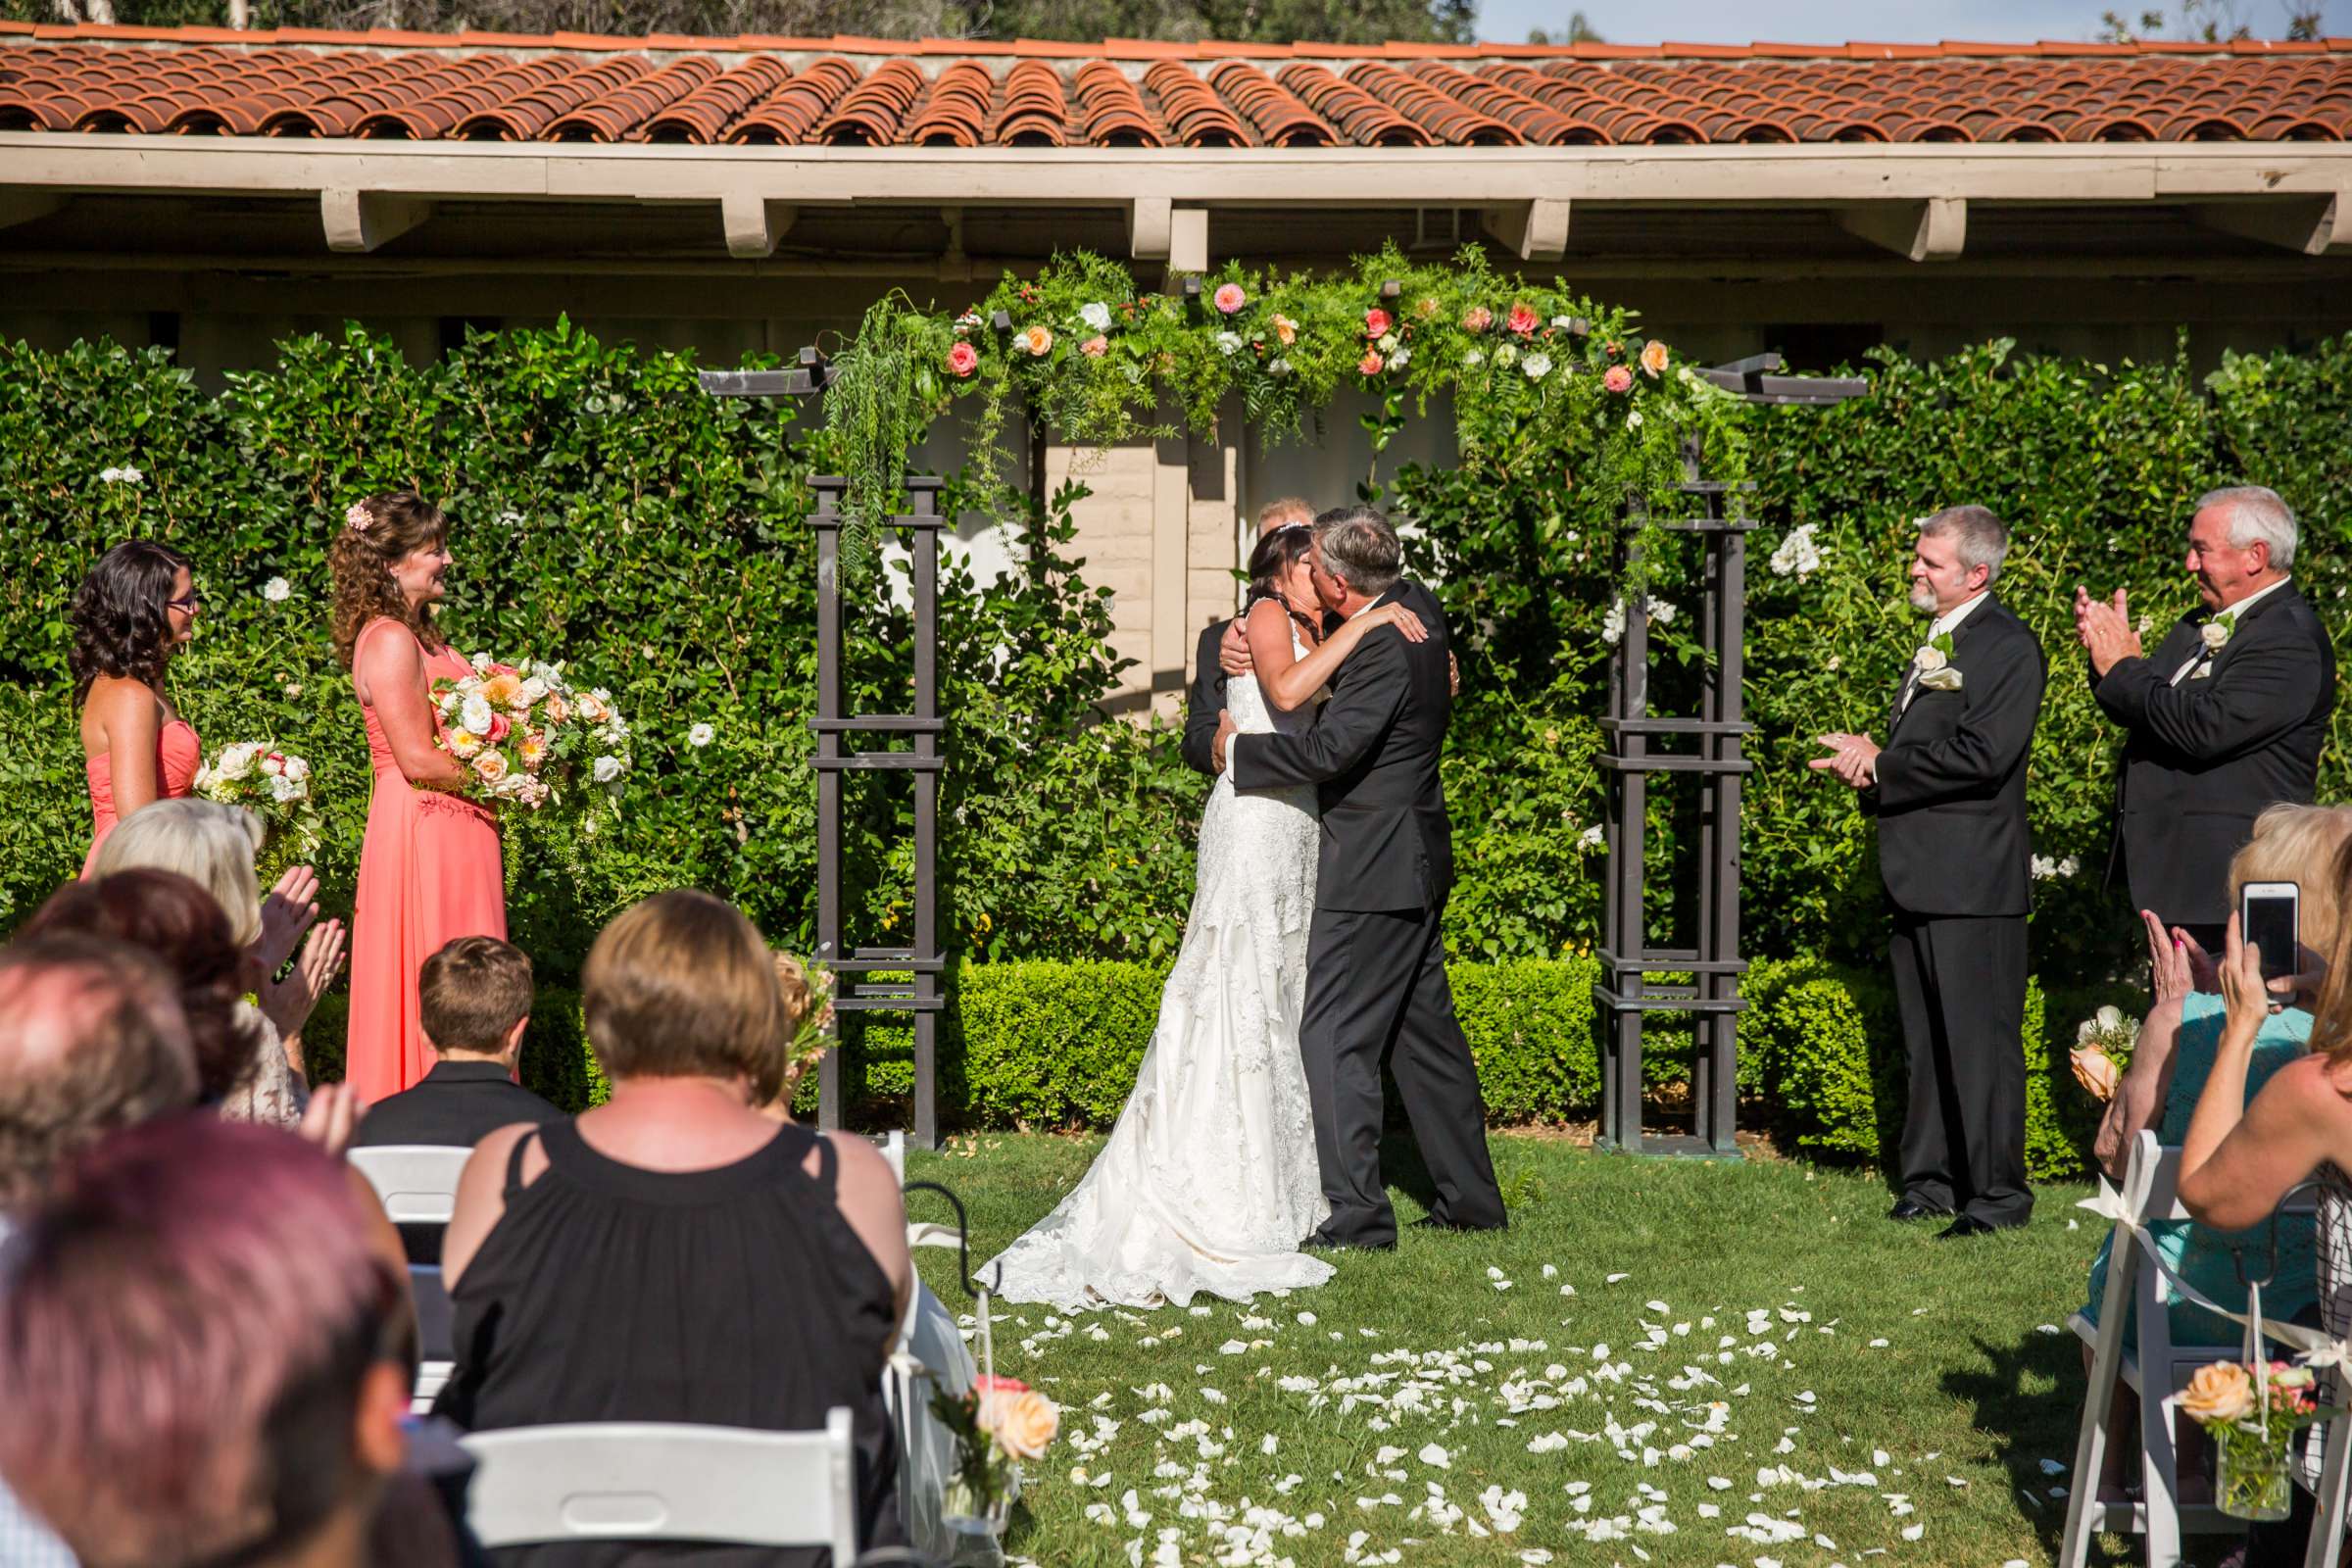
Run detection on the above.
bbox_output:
[928,1372,1057,1538]
[770,953,838,1105]
[431,656,631,811]
[2182,1355,2338,1520]
[194,742,322,884]
[2070,1004,2136,1102]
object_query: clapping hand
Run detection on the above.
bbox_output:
[257,864,320,974]
[259,915,348,1053]
[2142,909,2199,1003]
[2075,585,2140,677]
[1807,732,1880,791]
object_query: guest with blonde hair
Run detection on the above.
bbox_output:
[95,799,344,1127]
[439,890,910,1565]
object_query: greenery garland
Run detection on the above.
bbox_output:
[824,244,1751,583]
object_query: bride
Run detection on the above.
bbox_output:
[984,517,1428,1309]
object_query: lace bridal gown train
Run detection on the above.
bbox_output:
[984,633,1335,1310]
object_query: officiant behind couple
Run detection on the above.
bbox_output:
[982,503,1503,1311]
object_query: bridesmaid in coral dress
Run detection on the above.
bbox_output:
[74,540,203,877]
[333,492,507,1104]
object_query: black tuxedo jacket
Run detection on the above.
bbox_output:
[1230,578,1453,912]
[2093,580,2334,926]
[1872,595,2047,918]
[1181,620,1226,777]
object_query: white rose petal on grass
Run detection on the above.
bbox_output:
[687,721,715,748]
[1418,1445,1450,1469]
[262,576,291,602]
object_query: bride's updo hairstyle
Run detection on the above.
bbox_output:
[69,539,191,702]
[1245,521,1315,605]
[328,491,448,667]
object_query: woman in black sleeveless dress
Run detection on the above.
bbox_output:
[437,891,913,1567]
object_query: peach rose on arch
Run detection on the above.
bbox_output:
[1640,340,1670,378]
[1019,324,1054,357]
[1080,335,1108,358]
[1461,306,1493,334]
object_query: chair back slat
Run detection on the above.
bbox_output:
[461,1412,858,1559]
[348,1146,473,1225]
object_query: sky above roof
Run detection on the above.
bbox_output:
[1477,0,2350,44]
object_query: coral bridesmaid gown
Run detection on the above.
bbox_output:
[347,617,507,1104]
[83,714,201,877]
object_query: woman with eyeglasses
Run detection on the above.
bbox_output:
[72,539,203,876]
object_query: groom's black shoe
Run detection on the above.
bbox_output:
[1302,1230,1395,1253]
[1409,1215,1507,1235]
[1936,1214,2006,1241]
[1886,1199,1951,1223]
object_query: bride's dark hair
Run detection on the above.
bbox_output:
[1244,524,1320,638]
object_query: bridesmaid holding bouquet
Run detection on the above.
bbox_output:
[74,540,203,877]
[333,492,507,1103]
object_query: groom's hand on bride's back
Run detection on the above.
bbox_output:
[1219,617,1253,677]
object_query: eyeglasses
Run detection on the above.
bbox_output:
[166,589,203,612]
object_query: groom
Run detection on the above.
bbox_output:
[1211,506,1505,1250]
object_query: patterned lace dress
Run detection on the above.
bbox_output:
[984,629,1335,1309]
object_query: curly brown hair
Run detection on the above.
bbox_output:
[327,492,449,668]
[69,540,190,703]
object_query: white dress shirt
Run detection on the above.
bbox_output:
[1899,589,1990,714]
[2169,576,2292,687]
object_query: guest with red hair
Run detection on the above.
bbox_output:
[0,1116,418,1568]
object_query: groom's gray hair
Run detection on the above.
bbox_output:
[1918,505,2010,585]
[1314,506,1403,597]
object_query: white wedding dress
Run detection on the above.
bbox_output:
[983,629,1335,1309]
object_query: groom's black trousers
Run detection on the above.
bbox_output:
[1299,905,1505,1247]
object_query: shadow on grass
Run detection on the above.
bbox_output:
[1940,1327,2087,1558]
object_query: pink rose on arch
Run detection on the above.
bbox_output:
[1357,349,1386,376]
[1363,308,1393,340]
[1212,282,1247,315]
[1461,306,1493,334]
[1506,303,1540,337]
[1080,334,1108,358]
[946,341,979,378]
[1603,365,1635,394]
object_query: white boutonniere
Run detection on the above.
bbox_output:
[2201,612,2236,653]
[1913,632,1963,692]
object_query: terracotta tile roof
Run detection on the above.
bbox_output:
[0,24,2347,147]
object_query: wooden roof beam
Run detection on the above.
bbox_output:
[1837,197,1966,263]
[1483,198,1570,262]
[720,191,797,258]
[2191,189,2351,257]
[320,189,431,253]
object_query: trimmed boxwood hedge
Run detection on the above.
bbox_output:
[299,956,2140,1181]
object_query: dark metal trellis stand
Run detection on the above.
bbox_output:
[702,350,947,1150]
[1594,355,1867,1159]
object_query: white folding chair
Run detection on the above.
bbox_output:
[460,1414,858,1558]
[2061,1131,2320,1567]
[880,1129,907,1186]
[348,1146,472,1411]
[348,1145,473,1225]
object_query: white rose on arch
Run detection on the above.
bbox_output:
[593,755,624,784]
[1078,301,1112,332]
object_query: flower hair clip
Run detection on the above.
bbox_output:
[344,501,373,533]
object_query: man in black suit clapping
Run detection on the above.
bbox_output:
[2076,486,2334,956]
[1813,507,2047,1240]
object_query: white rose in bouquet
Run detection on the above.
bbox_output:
[2096,1004,2125,1033]
[269,772,303,804]
[516,675,550,709]
[282,756,310,784]
[260,753,285,777]
[461,695,495,736]
[470,651,492,672]
[216,743,261,782]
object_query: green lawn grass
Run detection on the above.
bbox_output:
[906,1131,2146,1568]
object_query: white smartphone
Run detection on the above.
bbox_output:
[2241,880,2301,985]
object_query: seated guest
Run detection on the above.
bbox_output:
[2082,803,2352,1343]
[0,1115,421,1568]
[2181,828,2352,1360]
[355,937,560,1151]
[438,890,911,1566]
[19,869,270,1119]
[97,799,346,1127]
